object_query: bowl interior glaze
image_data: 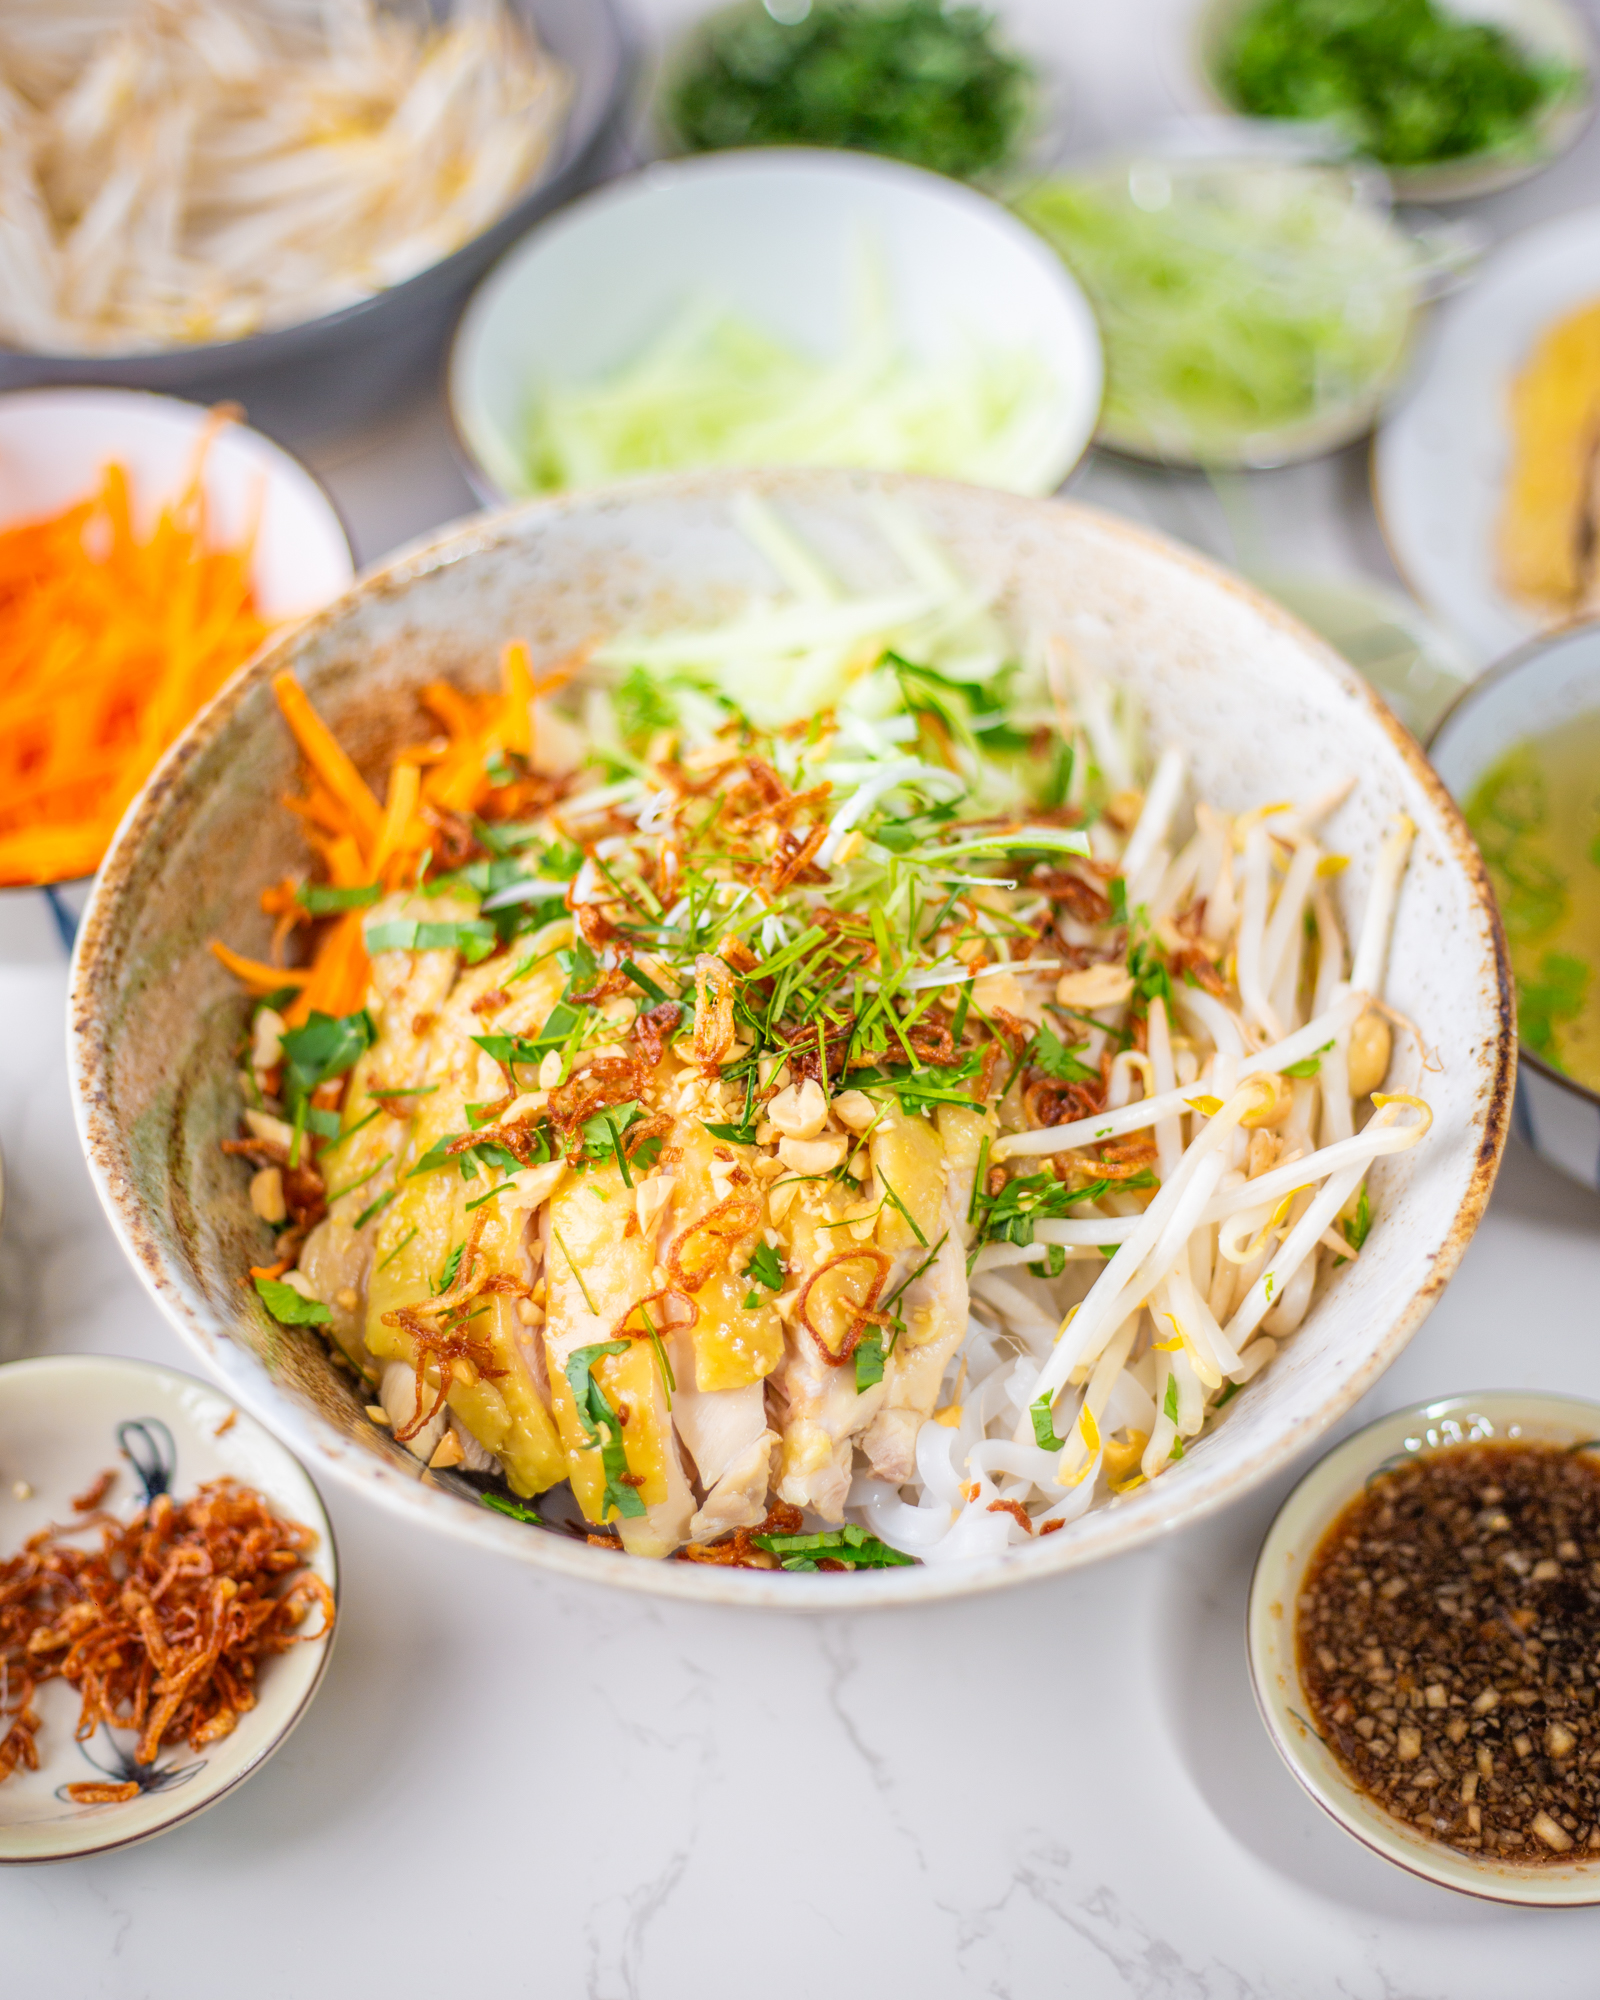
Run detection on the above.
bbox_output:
[69,470,1514,1606]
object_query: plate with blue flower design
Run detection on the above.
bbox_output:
[0,1355,337,1863]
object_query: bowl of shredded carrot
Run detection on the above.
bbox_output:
[0,388,353,892]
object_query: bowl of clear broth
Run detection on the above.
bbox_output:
[1251,1390,1600,1902]
[1430,623,1600,1189]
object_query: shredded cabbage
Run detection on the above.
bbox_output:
[519,254,1065,495]
[1016,159,1417,463]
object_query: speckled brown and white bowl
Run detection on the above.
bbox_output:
[67,469,1514,1607]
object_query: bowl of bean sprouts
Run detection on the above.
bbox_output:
[0,0,629,414]
[68,467,1514,1604]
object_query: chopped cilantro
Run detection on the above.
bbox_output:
[1027,1023,1097,1083]
[854,1330,885,1392]
[480,1492,544,1523]
[279,1009,376,1108]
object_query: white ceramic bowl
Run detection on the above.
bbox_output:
[0,387,355,939]
[447,150,1104,504]
[69,468,1511,1608]
[1429,621,1600,1191]
[0,388,354,623]
[1249,1391,1600,1904]
[0,1355,337,1864]
[1190,0,1593,203]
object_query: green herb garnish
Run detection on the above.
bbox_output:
[253,1275,331,1325]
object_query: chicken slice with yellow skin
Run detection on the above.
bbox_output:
[365,1149,567,1499]
[772,1187,888,1523]
[663,1120,783,1392]
[542,1161,694,1556]
[862,1103,987,1482]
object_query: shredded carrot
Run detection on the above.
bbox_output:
[215,645,588,1018]
[0,446,271,887]
[210,942,309,994]
[269,671,383,854]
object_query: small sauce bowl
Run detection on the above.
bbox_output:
[1249,1390,1600,1904]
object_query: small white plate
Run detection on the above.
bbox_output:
[1249,1390,1600,1904]
[0,1355,337,1864]
[448,149,1104,504]
[1373,206,1600,666]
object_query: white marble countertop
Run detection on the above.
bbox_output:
[6,2,1600,1993]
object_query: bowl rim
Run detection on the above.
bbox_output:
[66,467,1515,1609]
[0,382,357,581]
[1246,1388,1600,1904]
[0,0,631,374]
[1186,0,1595,205]
[1426,615,1600,1115]
[0,1352,339,1865]
[443,144,1106,507]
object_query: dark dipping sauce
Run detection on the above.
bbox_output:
[1298,1441,1600,1864]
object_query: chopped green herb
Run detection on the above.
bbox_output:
[279,1009,377,1107]
[296,881,382,913]
[253,1275,332,1325]
[563,1341,647,1521]
[1283,1042,1334,1079]
[480,1492,544,1523]
[354,1188,397,1232]
[854,1330,885,1393]
[364,918,498,964]
[744,1240,785,1293]
[376,1225,418,1271]
[750,1522,914,1569]
[1027,1023,1097,1084]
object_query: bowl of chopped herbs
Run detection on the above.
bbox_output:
[1195,0,1592,201]
[657,0,1042,185]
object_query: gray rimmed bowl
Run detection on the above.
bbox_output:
[68,468,1513,1607]
[1430,621,1600,1192]
[0,0,631,443]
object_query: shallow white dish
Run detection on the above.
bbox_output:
[1190,0,1593,203]
[0,1355,337,1864]
[1249,1390,1600,1905]
[0,387,354,623]
[1429,620,1600,1190]
[1373,206,1600,666]
[448,149,1104,504]
[68,468,1513,1607]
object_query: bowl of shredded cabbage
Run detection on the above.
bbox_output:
[1014,149,1454,470]
[447,149,1103,502]
[69,467,1512,1604]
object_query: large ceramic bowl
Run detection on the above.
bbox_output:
[67,470,1514,1607]
[1429,621,1600,1191]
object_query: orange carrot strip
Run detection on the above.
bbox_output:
[371,760,421,878]
[270,674,383,856]
[210,943,310,994]
[500,641,535,757]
